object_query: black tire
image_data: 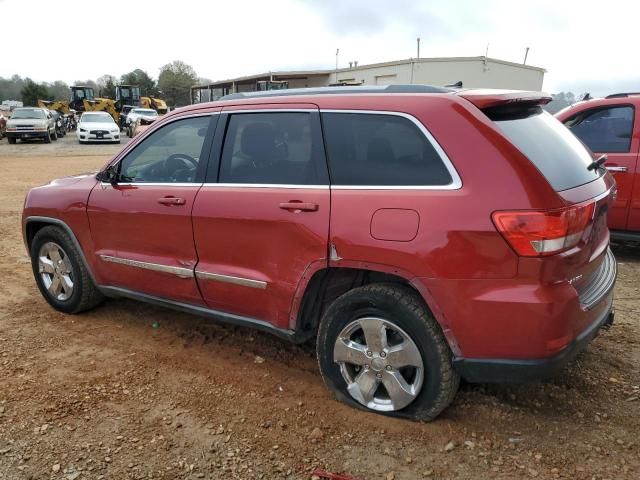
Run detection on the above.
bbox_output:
[30,225,104,314]
[8,137,16,144]
[43,130,51,144]
[52,129,58,141]
[317,283,460,421]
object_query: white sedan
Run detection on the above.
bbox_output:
[125,108,158,127]
[77,112,120,144]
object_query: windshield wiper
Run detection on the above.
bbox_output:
[587,154,607,172]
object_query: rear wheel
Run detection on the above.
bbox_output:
[8,137,16,144]
[30,225,104,314]
[317,283,460,421]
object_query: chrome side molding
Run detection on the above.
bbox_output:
[195,271,267,289]
[99,255,194,279]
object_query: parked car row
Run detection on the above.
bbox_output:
[22,85,618,421]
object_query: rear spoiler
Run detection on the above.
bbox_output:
[456,89,552,109]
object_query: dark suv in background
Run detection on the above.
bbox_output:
[23,86,616,420]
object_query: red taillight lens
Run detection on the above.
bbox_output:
[492,202,595,257]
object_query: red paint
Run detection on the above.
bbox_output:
[556,97,640,233]
[22,88,616,366]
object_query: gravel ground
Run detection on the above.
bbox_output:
[0,133,638,480]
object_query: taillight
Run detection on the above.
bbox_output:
[492,202,595,257]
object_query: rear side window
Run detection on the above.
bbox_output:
[491,107,601,191]
[321,113,453,186]
[219,112,327,185]
[564,106,634,153]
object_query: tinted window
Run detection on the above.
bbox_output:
[219,112,326,185]
[565,106,634,153]
[321,113,453,186]
[493,108,601,191]
[119,116,210,183]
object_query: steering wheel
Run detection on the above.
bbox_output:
[163,153,198,181]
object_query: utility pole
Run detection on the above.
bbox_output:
[335,48,339,84]
[417,37,420,58]
[523,47,530,65]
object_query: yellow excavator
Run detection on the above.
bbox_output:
[37,99,71,114]
[140,96,168,114]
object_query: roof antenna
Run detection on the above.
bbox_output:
[582,93,592,101]
[445,81,463,88]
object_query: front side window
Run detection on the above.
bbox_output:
[219,112,326,185]
[118,116,210,183]
[321,113,453,186]
[565,105,634,153]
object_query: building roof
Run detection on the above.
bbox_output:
[193,56,546,89]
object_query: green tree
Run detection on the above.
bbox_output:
[21,79,51,106]
[120,69,157,96]
[97,74,117,98]
[158,60,198,108]
[545,91,577,114]
[0,75,27,102]
[48,80,70,101]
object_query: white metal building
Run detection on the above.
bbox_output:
[192,56,546,103]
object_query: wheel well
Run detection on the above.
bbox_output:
[295,268,424,339]
[25,220,50,250]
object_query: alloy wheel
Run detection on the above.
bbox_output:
[334,317,424,411]
[38,242,74,301]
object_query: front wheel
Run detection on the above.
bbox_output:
[317,283,460,421]
[43,130,51,143]
[30,225,104,314]
[8,137,16,144]
[51,129,58,141]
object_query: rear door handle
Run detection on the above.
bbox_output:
[158,196,186,205]
[279,201,318,212]
[605,166,628,172]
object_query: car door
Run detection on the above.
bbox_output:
[191,106,330,329]
[564,104,639,231]
[87,113,218,305]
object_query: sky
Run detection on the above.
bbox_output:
[1,0,638,96]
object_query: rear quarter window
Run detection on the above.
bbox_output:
[491,107,601,191]
[321,112,454,187]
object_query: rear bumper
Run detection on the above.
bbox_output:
[453,299,614,382]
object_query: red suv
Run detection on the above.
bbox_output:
[556,93,640,241]
[22,86,616,420]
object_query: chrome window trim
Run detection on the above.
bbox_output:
[201,183,329,189]
[222,108,316,113]
[99,182,202,187]
[99,255,194,278]
[195,271,267,289]
[104,111,219,182]
[319,109,463,190]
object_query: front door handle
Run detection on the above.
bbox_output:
[279,201,318,212]
[605,166,628,173]
[158,196,186,206]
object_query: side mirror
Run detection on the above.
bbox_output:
[96,164,119,185]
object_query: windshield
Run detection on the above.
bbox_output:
[81,114,114,123]
[132,109,157,116]
[11,109,46,120]
[492,107,601,191]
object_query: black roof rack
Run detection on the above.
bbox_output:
[221,84,454,100]
[605,92,640,99]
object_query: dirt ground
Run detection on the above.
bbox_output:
[0,133,639,480]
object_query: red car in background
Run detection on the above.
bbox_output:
[22,86,617,420]
[556,93,640,241]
